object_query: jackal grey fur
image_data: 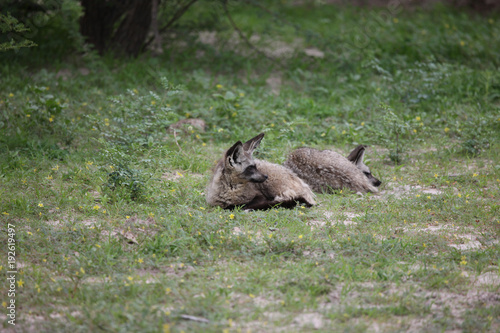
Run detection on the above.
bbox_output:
[283,145,381,194]
[206,133,316,210]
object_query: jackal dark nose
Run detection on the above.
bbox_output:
[374,179,382,187]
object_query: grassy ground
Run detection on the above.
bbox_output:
[1,2,499,332]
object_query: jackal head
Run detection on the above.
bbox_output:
[347,145,382,187]
[225,133,268,183]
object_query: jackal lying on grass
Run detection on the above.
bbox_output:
[283,145,381,194]
[206,133,316,210]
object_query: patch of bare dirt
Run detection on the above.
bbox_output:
[266,74,282,95]
[320,281,500,331]
[396,223,496,251]
[303,48,325,58]
[309,211,362,230]
[293,312,326,329]
[231,228,265,245]
[99,216,158,244]
[474,271,500,286]
[197,30,308,60]
[6,308,82,333]
[448,234,483,251]
[169,118,206,132]
[418,289,500,321]
[381,184,445,198]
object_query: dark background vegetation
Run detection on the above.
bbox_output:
[1,0,500,59]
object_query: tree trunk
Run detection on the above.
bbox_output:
[80,0,132,55]
[111,0,153,57]
[151,0,163,54]
[80,0,152,57]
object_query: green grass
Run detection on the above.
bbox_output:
[1,2,500,332]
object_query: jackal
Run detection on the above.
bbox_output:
[283,145,381,194]
[205,133,316,210]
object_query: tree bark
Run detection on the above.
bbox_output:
[111,0,153,57]
[151,0,163,54]
[80,0,152,57]
[80,0,132,55]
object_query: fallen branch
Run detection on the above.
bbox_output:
[180,314,210,323]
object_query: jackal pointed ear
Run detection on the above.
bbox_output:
[226,141,244,165]
[347,145,366,165]
[242,133,265,154]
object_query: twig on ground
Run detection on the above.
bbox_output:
[173,130,183,152]
[180,314,210,323]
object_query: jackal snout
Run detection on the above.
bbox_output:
[368,175,382,187]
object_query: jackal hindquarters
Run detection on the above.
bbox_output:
[205,133,316,210]
[283,145,381,194]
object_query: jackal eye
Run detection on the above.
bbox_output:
[363,171,371,176]
[245,165,257,172]
[242,165,257,175]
